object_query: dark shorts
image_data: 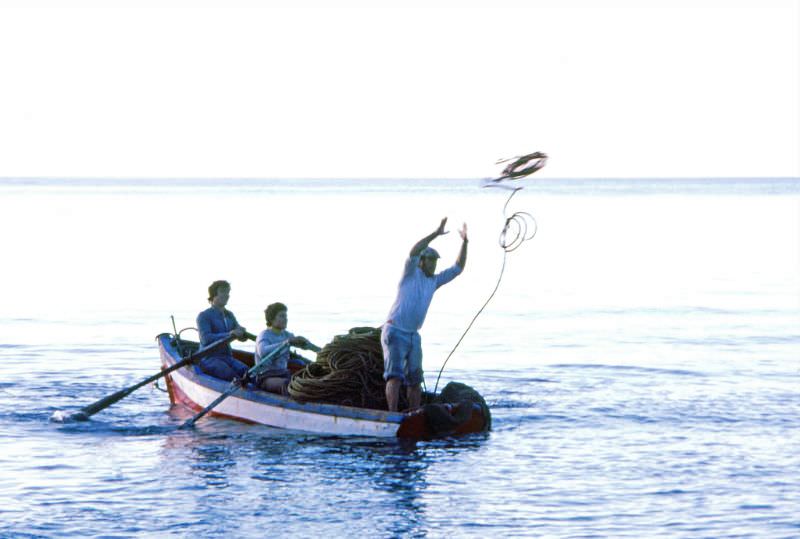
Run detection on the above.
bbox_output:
[381,324,423,386]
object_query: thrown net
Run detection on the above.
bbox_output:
[494,151,548,181]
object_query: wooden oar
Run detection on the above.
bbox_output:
[54,334,238,422]
[180,342,289,429]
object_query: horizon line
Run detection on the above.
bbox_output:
[2,176,799,182]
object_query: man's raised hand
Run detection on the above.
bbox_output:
[436,217,449,236]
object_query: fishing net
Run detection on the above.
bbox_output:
[287,326,409,410]
[494,151,548,181]
[436,381,491,431]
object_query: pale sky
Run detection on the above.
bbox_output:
[0,0,797,179]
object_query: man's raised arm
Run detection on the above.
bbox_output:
[456,223,468,270]
[410,217,448,257]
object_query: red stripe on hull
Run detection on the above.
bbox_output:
[164,367,257,425]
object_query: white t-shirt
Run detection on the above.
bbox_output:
[255,329,295,372]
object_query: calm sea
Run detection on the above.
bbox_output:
[0,178,798,538]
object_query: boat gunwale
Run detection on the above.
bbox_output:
[157,333,405,424]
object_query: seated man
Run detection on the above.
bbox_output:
[196,280,249,381]
[255,302,320,394]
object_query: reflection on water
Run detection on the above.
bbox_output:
[150,420,492,538]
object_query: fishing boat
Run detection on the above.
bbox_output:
[157,333,491,439]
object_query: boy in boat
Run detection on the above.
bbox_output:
[255,302,320,394]
[196,280,249,381]
[383,217,468,412]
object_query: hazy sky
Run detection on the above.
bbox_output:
[1,0,797,179]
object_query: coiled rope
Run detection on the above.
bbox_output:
[287,327,407,410]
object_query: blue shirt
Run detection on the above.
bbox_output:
[385,255,462,333]
[196,307,240,360]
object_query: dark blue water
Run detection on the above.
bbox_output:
[1,178,798,537]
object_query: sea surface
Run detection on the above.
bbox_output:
[0,178,798,538]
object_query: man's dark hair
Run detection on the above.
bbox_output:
[207,280,231,302]
[264,302,288,327]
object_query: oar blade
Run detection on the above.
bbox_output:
[50,410,89,423]
[51,334,235,422]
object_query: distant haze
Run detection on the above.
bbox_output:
[0,0,797,179]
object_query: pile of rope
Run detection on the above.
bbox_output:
[287,327,407,410]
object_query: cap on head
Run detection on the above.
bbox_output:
[420,247,440,259]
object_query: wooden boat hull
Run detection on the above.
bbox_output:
[157,333,489,438]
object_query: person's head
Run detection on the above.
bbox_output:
[419,247,440,277]
[208,280,231,309]
[265,302,288,330]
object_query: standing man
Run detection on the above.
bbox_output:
[196,280,249,381]
[382,217,468,412]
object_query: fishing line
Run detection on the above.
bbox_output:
[432,152,544,396]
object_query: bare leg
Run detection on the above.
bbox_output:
[386,378,402,412]
[407,384,422,410]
